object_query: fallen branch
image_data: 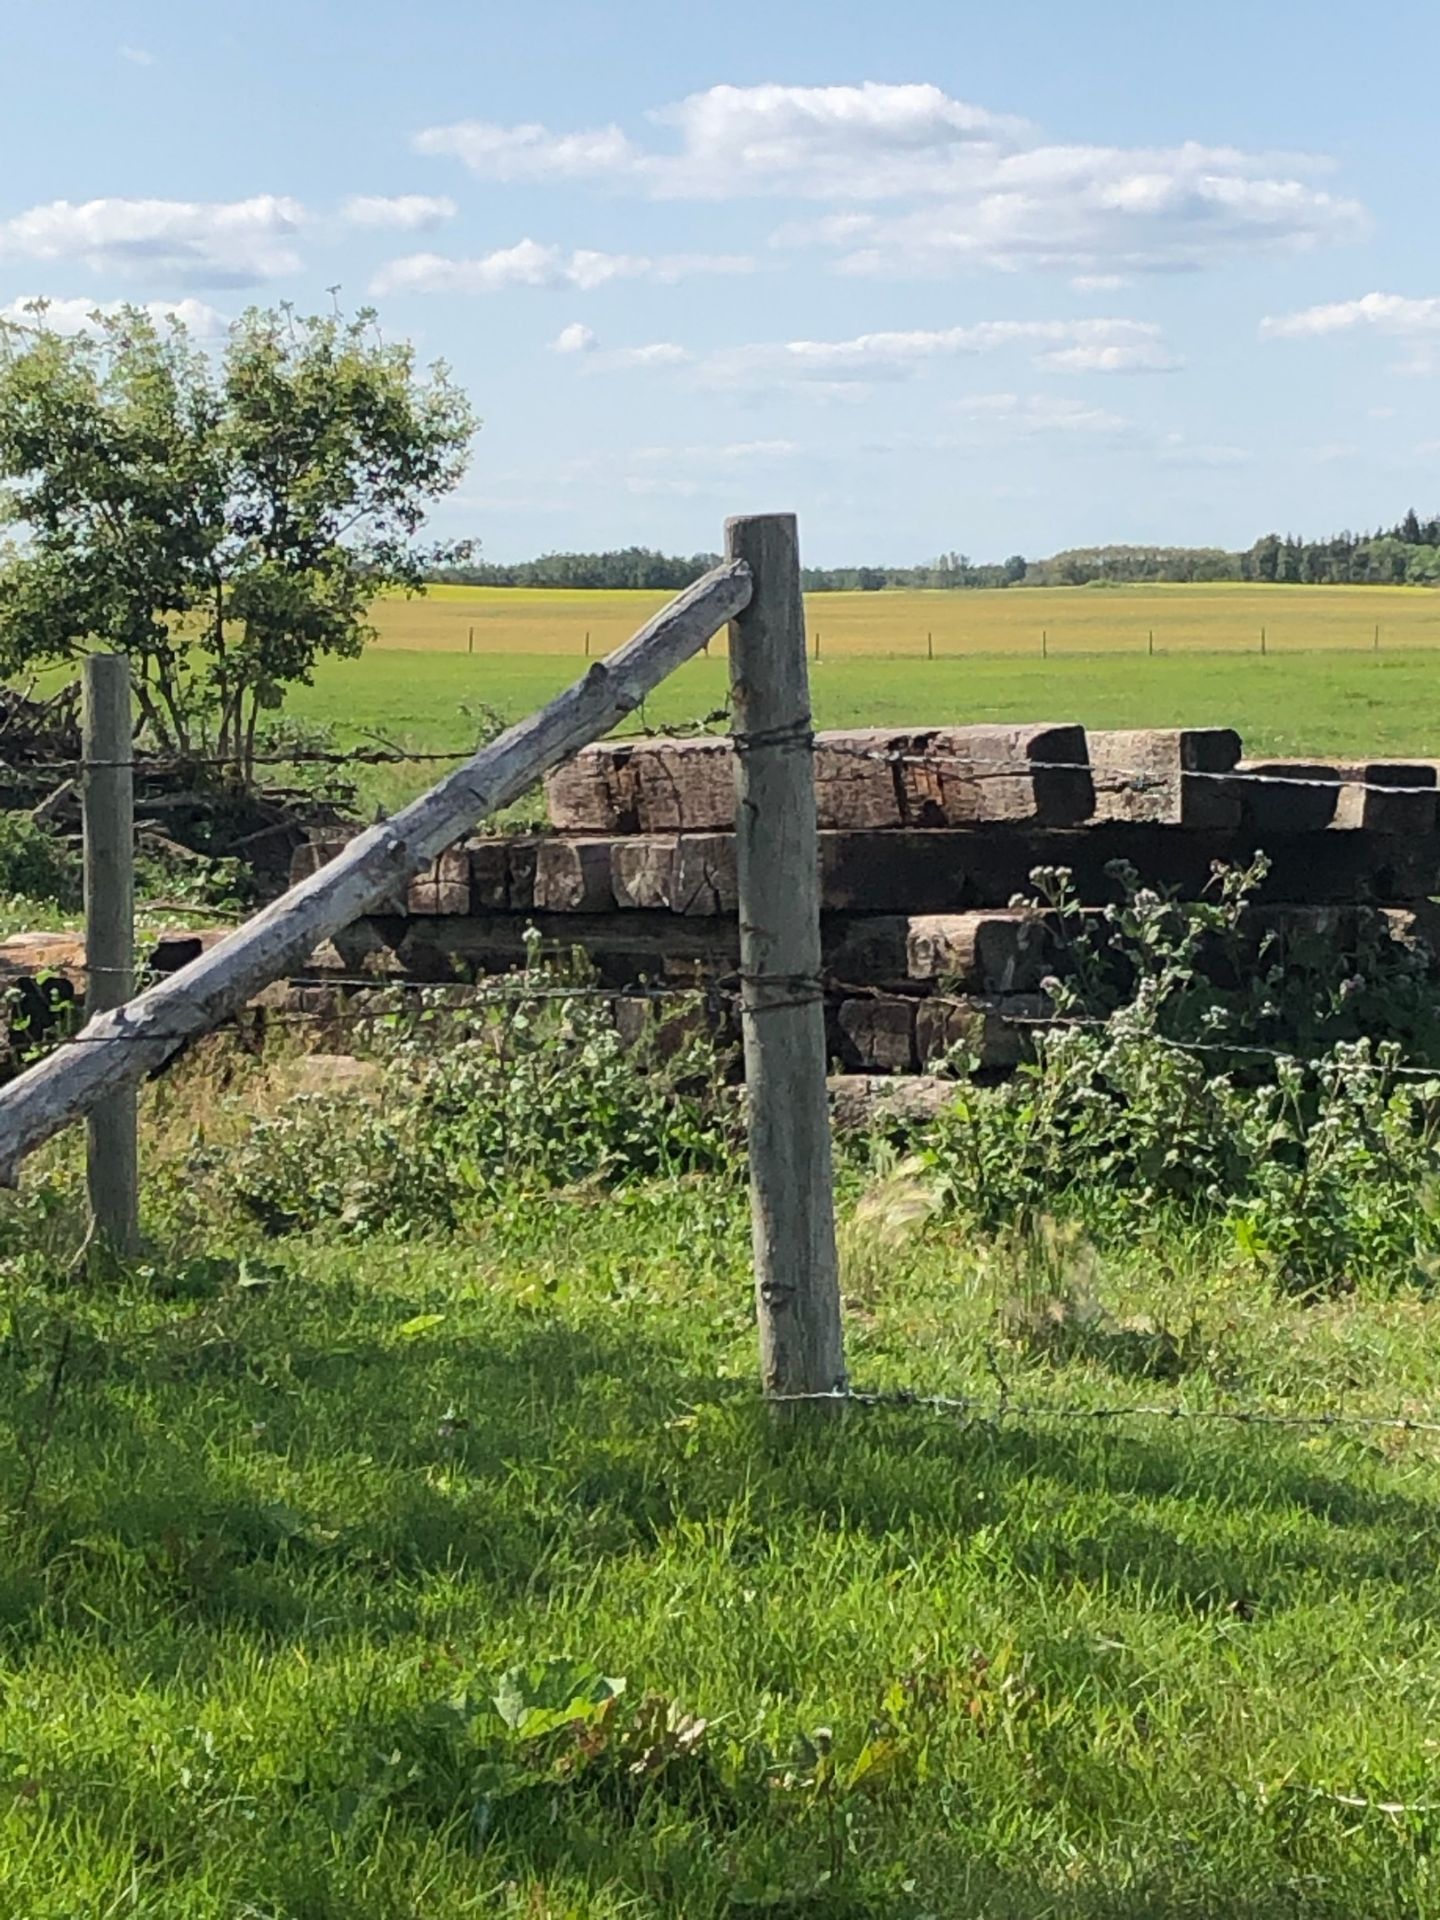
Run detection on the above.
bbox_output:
[28,779,75,829]
[0,560,752,1184]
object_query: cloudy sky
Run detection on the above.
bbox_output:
[2,0,1436,563]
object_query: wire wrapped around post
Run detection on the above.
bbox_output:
[725,512,847,1405]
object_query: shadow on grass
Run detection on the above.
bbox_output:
[0,1271,1433,1919]
[5,1266,1439,1645]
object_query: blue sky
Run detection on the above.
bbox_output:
[2,0,1437,564]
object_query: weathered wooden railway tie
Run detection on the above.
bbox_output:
[7,723,1440,1081]
[290,722,1440,1077]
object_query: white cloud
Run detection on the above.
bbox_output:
[644,317,1183,392]
[630,438,800,462]
[646,82,1027,199]
[551,321,598,354]
[0,295,230,338]
[413,118,642,181]
[118,44,156,66]
[416,83,1022,198]
[372,241,641,295]
[942,399,1252,465]
[414,82,1364,275]
[650,252,757,282]
[954,391,1133,437]
[539,337,695,371]
[371,239,752,296]
[1261,291,1440,339]
[1261,291,1440,375]
[0,196,306,286]
[795,161,1363,277]
[1072,273,1129,292]
[340,194,456,231]
[601,342,691,369]
[1369,405,1398,418]
[1034,340,1180,373]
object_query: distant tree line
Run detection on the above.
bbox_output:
[1027,514,1440,589]
[438,546,722,590]
[434,511,1440,593]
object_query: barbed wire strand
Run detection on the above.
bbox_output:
[5,732,1440,799]
[9,985,1440,1090]
[761,1386,1440,1437]
[990,1015,1440,1080]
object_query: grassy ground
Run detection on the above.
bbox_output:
[3,1049,1440,1917]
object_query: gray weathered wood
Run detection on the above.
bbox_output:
[1332,762,1435,835]
[0,560,752,1185]
[82,654,140,1253]
[406,846,472,915]
[833,995,917,1073]
[727,513,846,1400]
[915,992,1051,1070]
[533,837,616,912]
[1233,760,1339,834]
[905,910,1049,990]
[546,722,1094,833]
[308,910,914,987]
[1089,728,1242,829]
[1233,759,1437,837]
[827,1073,959,1132]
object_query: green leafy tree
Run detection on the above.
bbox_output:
[0,301,476,779]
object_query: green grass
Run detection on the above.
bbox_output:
[4,1085,1440,1916]
[284,647,1440,814]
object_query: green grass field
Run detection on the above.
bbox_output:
[5,1057,1440,1918]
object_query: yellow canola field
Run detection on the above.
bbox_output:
[371,581,1440,660]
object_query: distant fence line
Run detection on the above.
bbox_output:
[398,620,1440,662]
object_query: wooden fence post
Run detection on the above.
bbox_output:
[725,513,846,1404]
[82,653,139,1255]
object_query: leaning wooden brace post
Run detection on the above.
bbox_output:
[82,653,139,1254]
[0,561,752,1185]
[726,513,846,1402]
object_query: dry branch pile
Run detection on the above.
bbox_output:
[0,686,351,892]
